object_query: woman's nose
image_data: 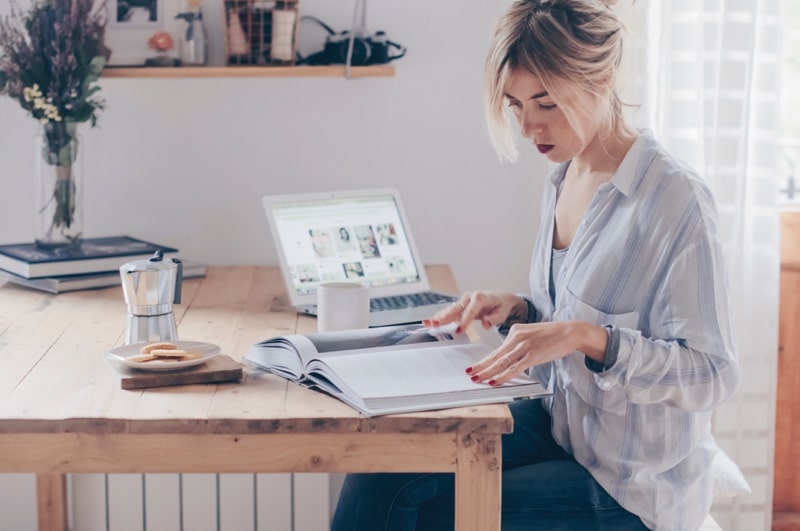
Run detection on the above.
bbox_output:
[519,110,543,139]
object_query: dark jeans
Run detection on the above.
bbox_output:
[330,399,650,531]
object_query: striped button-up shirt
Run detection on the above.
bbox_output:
[527,129,740,530]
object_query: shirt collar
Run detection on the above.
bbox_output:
[546,129,655,198]
[608,129,653,197]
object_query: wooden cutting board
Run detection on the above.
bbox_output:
[119,355,243,390]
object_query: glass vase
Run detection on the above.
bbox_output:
[34,122,83,249]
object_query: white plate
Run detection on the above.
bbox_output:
[106,340,221,372]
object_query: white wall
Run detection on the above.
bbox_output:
[0,0,546,295]
[0,2,774,530]
[0,2,544,528]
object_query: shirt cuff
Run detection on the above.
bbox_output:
[585,325,620,373]
[498,296,538,336]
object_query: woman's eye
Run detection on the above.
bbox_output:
[539,103,557,111]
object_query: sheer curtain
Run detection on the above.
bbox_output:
[619,1,782,529]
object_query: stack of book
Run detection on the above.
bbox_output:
[0,235,206,294]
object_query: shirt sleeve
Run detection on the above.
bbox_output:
[497,295,539,337]
[585,325,619,373]
[591,237,740,412]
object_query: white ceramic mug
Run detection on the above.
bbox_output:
[316,282,371,332]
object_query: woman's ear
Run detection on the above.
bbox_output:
[600,68,616,89]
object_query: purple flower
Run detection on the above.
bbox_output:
[0,0,111,126]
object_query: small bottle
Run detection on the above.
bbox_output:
[176,0,208,66]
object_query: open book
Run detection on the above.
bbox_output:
[244,324,550,417]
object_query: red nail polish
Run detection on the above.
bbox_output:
[488,379,497,386]
[455,326,462,334]
[465,366,473,374]
[470,375,479,382]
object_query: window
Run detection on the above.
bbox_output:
[779,0,800,201]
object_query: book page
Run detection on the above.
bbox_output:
[244,324,467,381]
[244,337,306,380]
[301,323,466,361]
[308,343,537,400]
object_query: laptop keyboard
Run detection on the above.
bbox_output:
[369,291,458,312]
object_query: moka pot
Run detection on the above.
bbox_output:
[120,250,183,345]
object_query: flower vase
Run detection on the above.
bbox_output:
[34,122,83,249]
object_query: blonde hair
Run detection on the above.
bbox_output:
[485,0,627,162]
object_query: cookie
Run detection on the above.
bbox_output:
[140,342,178,355]
[150,348,189,358]
[128,354,159,363]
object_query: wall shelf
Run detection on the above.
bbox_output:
[102,65,395,79]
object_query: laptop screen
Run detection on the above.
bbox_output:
[270,192,423,295]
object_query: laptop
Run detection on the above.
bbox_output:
[262,188,459,327]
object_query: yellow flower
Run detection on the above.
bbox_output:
[23,85,42,102]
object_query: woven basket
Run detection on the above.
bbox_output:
[223,0,300,65]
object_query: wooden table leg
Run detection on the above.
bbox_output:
[455,432,502,531]
[36,473,68,531]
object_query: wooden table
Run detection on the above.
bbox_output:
[0,265,511,531]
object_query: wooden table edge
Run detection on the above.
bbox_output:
[10,427,506,531]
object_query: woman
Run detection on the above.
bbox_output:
[331,1,739,529]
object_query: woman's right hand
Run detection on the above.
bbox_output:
[423,292,529,333]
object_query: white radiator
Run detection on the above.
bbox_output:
[0,473,339,531]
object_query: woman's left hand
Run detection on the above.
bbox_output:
[468,320,607,385]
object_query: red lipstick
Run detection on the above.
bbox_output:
[537,144,554,154]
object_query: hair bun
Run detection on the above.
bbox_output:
[603,0,636,7]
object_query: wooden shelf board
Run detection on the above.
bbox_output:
[102,65,396,79]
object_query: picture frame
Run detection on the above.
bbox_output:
[105,0,182,66]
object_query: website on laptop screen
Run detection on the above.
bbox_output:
[272,194,423,294]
